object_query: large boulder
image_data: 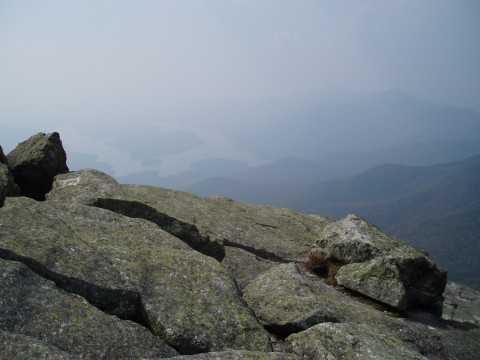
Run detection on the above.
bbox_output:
[243,263,343,334]
[0,196,271,354]
[314,214,447,313]
[7,132,69,200]
[0,258,177,359]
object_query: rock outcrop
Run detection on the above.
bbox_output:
[6,132,68,200]
[1,133,479,359]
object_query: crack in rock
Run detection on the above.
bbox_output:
[91,198,225,261]
[0,248,151,330]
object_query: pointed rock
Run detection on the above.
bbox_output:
[7,132,69,200]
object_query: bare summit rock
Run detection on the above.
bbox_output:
[0,196,270,354]
[7,132,69,200]
[48,169,334,263]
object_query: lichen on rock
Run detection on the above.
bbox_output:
[335,257,408,310]
[314,214,447,313]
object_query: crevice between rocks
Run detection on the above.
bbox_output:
[91,198,225,262]
[222,239,289,263]
[0,248,151,331]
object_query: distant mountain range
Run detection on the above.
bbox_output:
[186,155,480,290]
[199,88,480,161]
[111,87,480,187]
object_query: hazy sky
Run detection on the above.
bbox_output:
[1,0,479,127]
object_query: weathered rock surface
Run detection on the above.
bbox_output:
[316,214,447,313]
[0,258,177,359]
[0,329,78,360]
[0,196,270,354]
[335,257,408,310]
[443,281,480,325]
[6,132,69,200]
[48,169,334,262]
[285,322,426,359]
[243,263,342,334]
[222,246,278,291]
[0,163,14,207]
[2,133,480,359]
[161,351,298,359]
[243,262,480,359]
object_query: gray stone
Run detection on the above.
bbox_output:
[0,258,177,359]
[48,169,334,263]
[335,257,408,310]
[285,322,427,359]
[316,214,446,312]
[0,196,271,354]
[243,263,346,333]
[0,329,78,360]
[161,351,299,359]
[222,246,278,291]
[0,163,17,207]
[443,281,480,325]
[242,262,480,359]
[7,132,69,200]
